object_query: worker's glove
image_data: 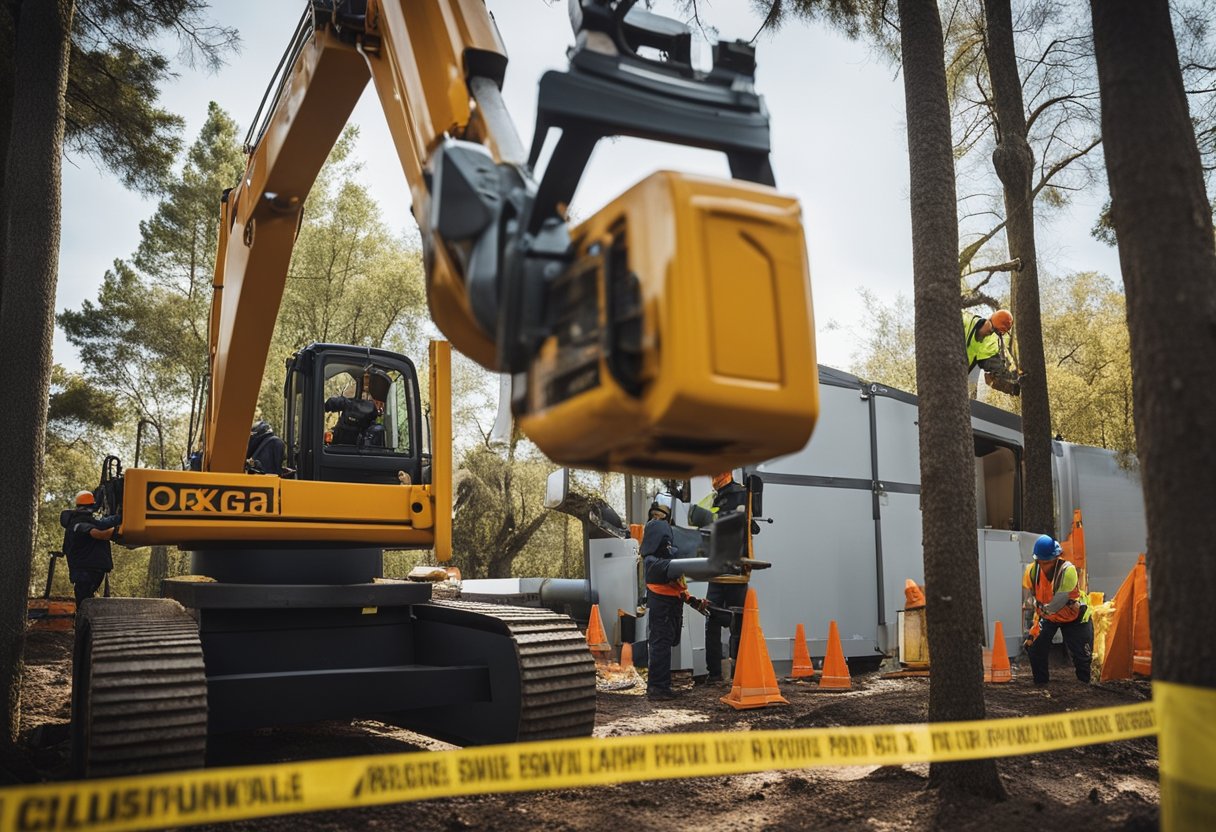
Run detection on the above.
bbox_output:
[682,594,710,615]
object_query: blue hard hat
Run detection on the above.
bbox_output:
[1033,534,1061,561]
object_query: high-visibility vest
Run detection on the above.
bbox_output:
[711,482,752,584]
[1023,560,1091,624]
[963,312,1000,370]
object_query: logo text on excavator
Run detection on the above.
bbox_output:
[146,483,275,515]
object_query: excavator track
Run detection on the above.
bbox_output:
[71,598,208,778]
[425,599,598,741]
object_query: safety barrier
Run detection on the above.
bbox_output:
[0,700,1161,832]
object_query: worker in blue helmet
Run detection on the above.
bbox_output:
[1021,534,1093,685]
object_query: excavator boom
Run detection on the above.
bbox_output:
[205,0,819,479]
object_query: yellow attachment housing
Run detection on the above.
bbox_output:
[518,171,819,476]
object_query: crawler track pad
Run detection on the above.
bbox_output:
[384,600,596,745]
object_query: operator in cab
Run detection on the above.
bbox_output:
[61,490,120,604]
[325,367,391,448]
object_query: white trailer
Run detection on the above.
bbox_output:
[678,365,1147,675]
[468,365,1147,679]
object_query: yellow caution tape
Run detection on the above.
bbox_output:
[1156,681,1216,832]
[0,701,1156,832]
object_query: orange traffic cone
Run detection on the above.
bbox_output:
[904,579,926,609]
[620,641,634,671]
[721,589,789,709]
[818,620,852,690]
[1101,555,1150,682]
[988,621,1012,683]
[586,603,611,661]
[790,623,815,680]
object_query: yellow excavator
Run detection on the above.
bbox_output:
[70,0,820,776]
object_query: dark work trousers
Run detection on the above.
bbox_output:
[646,591,684,695]
[705,582,748,680]
[70,568,106,606]
[1028,609,1093,684]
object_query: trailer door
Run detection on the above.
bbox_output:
[750,380,880,667]
[869,386,925,653]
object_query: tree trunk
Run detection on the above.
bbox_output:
[0,0,74,745]
[1090,0,1216,824]
[898,0,1005,799]
[145,545,171,597]
[983,0,1054,536]
[0,1,17,313]
[486,514,549,579]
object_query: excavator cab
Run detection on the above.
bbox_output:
[282,344,424,486]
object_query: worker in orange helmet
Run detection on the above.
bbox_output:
[703,471,752,684]
[60,490,120,605]
[963,308,1019,395]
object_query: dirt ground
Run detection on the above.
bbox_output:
[5,629,1158,831]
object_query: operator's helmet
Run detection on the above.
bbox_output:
[363,367,393,405]
[74,490,96,507]
[712,471,734,491]
[1032,534,1061,561]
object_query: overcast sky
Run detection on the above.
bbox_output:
[54,0,1122,375]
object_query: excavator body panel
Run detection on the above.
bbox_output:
[116,468,439,547]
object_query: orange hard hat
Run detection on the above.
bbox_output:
[712,472,733,491]
[74,490,96,507]
[990,309,1013,334]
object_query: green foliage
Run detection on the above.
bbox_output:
[60,104,244,465]
[1038,273,1135,458]
[451,437,558,580]
[257,126,427,428]
[47,365,119,433]
[32,367,122,596]
[849,288,918,393]
[63,0,239,192]
[1091,200,1116,246]
[849,274,1136,458]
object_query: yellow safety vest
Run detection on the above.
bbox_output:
[963,311,1000,370]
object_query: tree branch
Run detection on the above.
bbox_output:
[1031,136,1102,198]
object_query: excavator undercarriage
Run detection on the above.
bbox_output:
[71,559,596,777]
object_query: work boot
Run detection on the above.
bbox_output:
[647,689,681,701]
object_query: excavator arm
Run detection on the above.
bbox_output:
[207,0,819,478]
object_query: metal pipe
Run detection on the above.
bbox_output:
[539,578,596,606]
